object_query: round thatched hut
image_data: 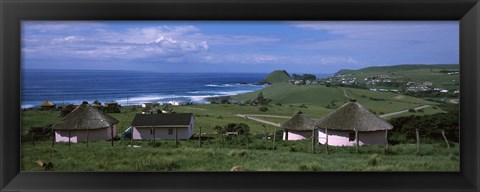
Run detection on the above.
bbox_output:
[52,102,119,143]
[281,112,315,141]
[40,100,56,110]
[315,100,393,146]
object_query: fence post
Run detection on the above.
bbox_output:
[86,128,89,147]
[355,129,359,153]
[416,129,420,155]
[263,124,267,150]
[311,128,315,153]
[272,126,277,150]
[199,126,202,148]
[384,129,388,155]
[325,128,329,154]
[441,130,453,157]
[51,128,55,148]
[175,128,178,148]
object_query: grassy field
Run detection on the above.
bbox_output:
[233,83,438,114]
[22,139,459,172]
[21,84,456,172]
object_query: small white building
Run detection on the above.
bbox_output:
[130,113,194,140]
[315,100,393,146]
[52,102,119,143]
[281,112,315,141]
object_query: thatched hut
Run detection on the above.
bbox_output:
[281,112,315,141]
[161,104,174,113]
[315,99,393,146]
[52,102,119,143]
[40,100,56,110]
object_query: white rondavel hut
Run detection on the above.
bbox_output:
[281,111,315,141]
[315,99,393,146]
[52,102,119,143]
[129,113,194,140]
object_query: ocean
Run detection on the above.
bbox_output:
[21,69,269,108]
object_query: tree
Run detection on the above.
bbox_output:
[60,104,76,117]
[259,106,269,112]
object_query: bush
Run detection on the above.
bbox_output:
[298,163,322,171]
[259,106,269,112]
[60,104,76,117]
[275,103,282,106]
[408,108,416,113]
[367,154,380,166]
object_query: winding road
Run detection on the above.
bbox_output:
[379,105,431,119]
[235,105,432,127]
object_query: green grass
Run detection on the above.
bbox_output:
[262,70,290,84]
[21,90,454,172]
[21,110,62,135]
[337,65,459,90]
[384,106,447,119]
[22,139,459,172]
[233,83,438,114]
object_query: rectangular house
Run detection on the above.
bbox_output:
[130,113,194,140]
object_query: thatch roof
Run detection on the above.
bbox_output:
[162,104,173,112]
[52,103,119,130]
[92,100,101,106]
[280,112,315,131]
[131,113,193,127]
[315,100,393,132]
[40,100,55,107]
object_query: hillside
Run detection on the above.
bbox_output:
[260,70,290,84]
[233,83,438,114]
[332,64,460,90]
[335,64,459,76]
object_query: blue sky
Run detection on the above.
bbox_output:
[22,21,459,74]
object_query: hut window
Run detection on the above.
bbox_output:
[168,129,173,135]
[349,132,355,141]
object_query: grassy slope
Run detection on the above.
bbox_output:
[22,140,459,172]
[233,83,438,114]
[262,70,290,84]
[337,65,459,89]
[21,103,456,172]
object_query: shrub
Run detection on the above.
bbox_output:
[259,106,269,112]
[298,163,322,171]
[60,104,76,117]
[408,108,416,113]
[367,154,380,166]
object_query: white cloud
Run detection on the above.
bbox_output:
[290,21,458,52]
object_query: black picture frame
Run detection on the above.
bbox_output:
[1,0,479,191]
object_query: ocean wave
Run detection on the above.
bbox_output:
[204,83,264,88]
[21,104,35,109]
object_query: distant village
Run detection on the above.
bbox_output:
[288,72,459,96]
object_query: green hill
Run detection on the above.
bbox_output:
[334,64,459,90]
[233,83,438,114]
[336,64,458,76]
[260,70,290,84]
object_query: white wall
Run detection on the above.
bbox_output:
[318,129,387,146]
[282,130,311,141]
[132,126,193,140]
[132,116,195,140]
[55,125,117,143]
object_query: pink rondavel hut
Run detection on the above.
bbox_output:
[52,102,119,144]
[315,99,393,146]
[281,111,315,141]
